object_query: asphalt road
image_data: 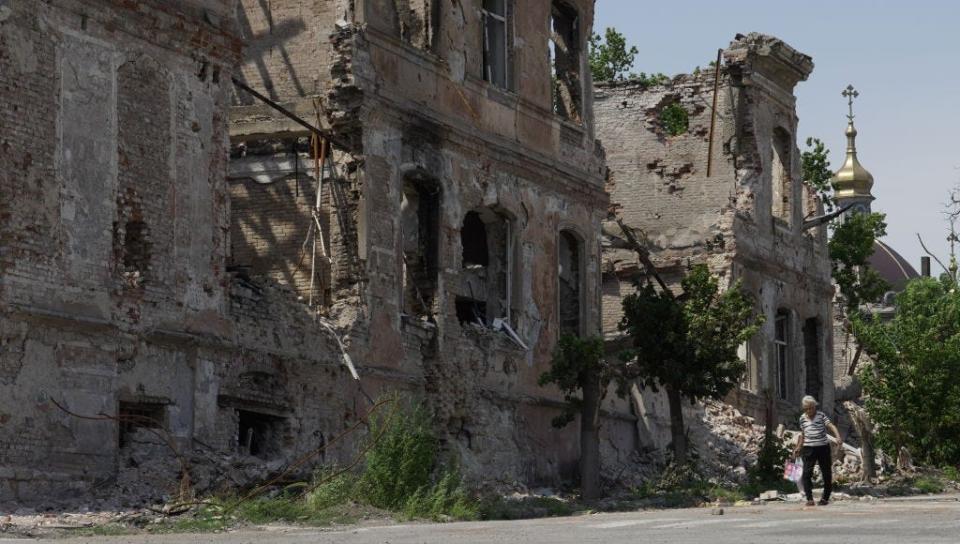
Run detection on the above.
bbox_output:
[15,496,960,544]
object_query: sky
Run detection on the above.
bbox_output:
[595,0,960,272]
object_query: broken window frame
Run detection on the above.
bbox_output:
[482,0,510,90]
[457,208,515,331]
[774,310,790,401]
[771,127,793,227]
[557,228,583,337]
[737,341,756,392]
[401,172,442,318]
[549,1,583,122]
[803,317,823,400]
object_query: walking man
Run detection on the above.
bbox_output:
[794,395,842,506]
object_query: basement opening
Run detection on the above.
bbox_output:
[237,409,286,459]
[118,401,165,448]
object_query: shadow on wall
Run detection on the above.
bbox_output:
[233,0,309,105]
[229,174,323,302]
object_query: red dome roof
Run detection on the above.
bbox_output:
[868,240,919,292]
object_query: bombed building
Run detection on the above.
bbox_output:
[227,0,632,488]
[0,0,639,504]
[595,33,836,439]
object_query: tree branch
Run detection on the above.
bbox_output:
[802,203,854,231]
[916,233,950,276]
[613,219,673,297]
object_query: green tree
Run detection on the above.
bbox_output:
[618,265,762,463]
[802,138,889,311]
[588,27,637,82]
[855,277,960,466]
[538,334,607,501]
[801,137,836,211]
[830,212,889,313]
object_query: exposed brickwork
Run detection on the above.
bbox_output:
[227,0,632,490]
[596,34,835,433]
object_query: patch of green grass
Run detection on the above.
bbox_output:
[914,475,945,494]
[942,465,960,483]
[401,469,480,521]
[703,485,747,503]
[148,514,226,534]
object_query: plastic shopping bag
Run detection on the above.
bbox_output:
[783,458,803,483]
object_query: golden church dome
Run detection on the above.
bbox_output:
[832,85,874,201]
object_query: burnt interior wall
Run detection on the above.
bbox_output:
[229,140,327,304]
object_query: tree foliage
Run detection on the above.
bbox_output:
[588,27,638,82]
[855,277,960,466]
[801,137,835,211]
[589,27,668,87]
[830,211,889,312]
[618,265,761,403]
[660,103,689,137]
[538,334,607,428]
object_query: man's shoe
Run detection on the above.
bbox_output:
[805,500,815,506]
[818,499,830,506]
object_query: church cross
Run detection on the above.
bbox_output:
[842,84,860,122]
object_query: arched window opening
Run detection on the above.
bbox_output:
[457,208,511,327]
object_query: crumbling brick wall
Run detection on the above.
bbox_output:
[596,33,835,433]
[228,0,638,490]
[0,0,366,505]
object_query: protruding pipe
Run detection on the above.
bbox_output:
[921,256,931,277]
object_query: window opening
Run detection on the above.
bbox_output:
[402,177,440,317]
[118,401,165,448]
[482,0,509,89]
[803,318,822,400]
[461,211,489,267]
[558,230,582,335]
[775,310,789,400]
[237,410,285,459]
[458,209,511,328]
[771,128,792,226]
[738,342,755,392]
[549,1,582,122]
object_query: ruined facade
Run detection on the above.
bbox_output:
[0,0,637,505]
[595,34,835,438]
[228,0,637,489]
[0,0,363,504]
